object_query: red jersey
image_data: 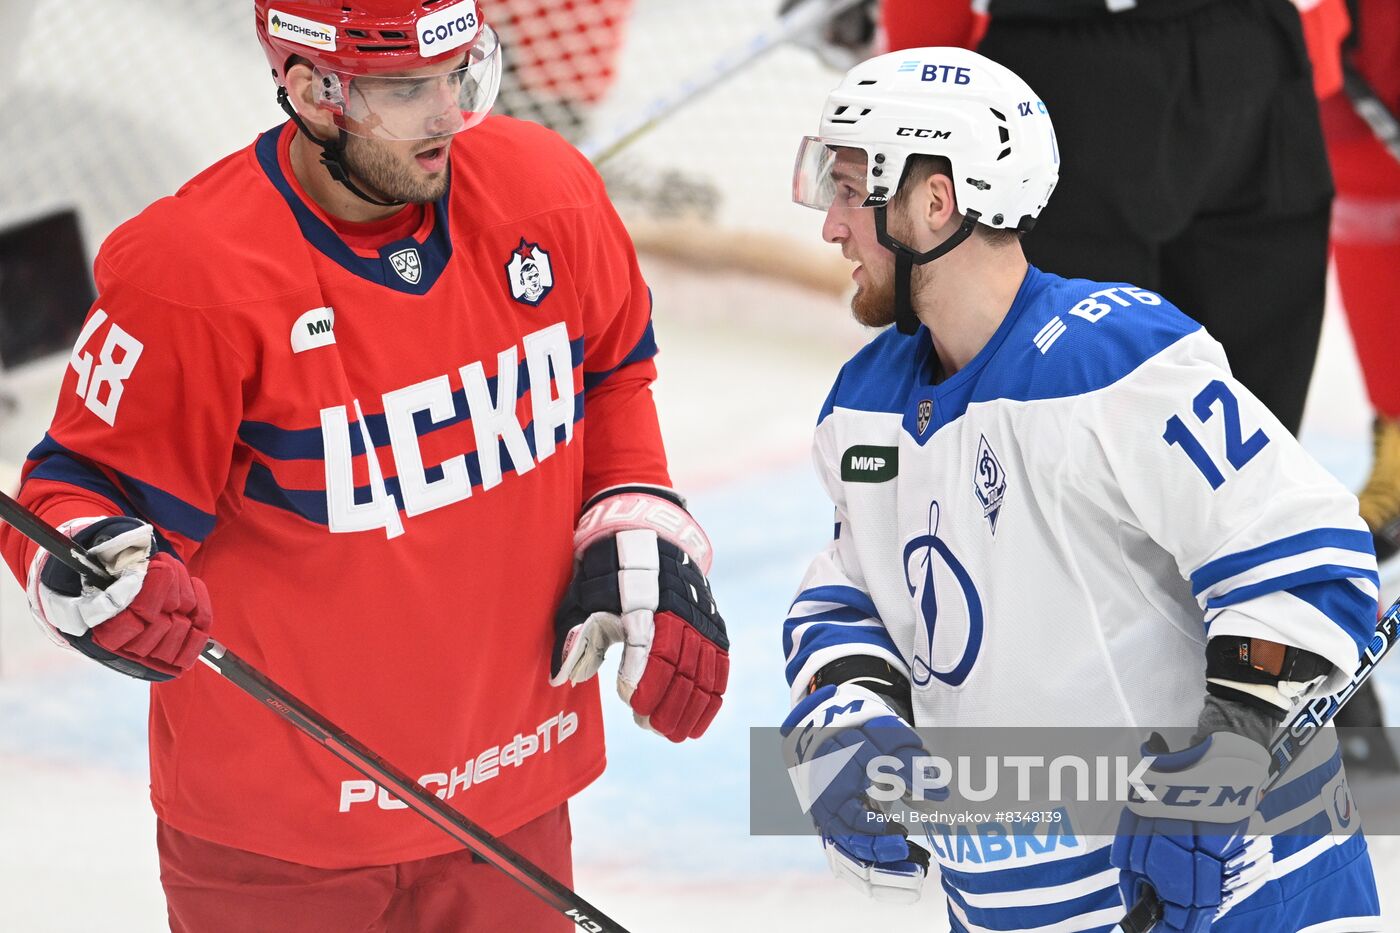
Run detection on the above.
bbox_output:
[0,117,670,868]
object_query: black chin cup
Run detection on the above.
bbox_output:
[875,206,981,336]
[276,87,404,209]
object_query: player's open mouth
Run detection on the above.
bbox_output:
[415,146,448,172]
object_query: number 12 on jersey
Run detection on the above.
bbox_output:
[1162,380,1270,490]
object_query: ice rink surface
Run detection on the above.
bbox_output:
[1,257,1398,931]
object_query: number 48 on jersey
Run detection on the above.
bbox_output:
[69,309,145,427]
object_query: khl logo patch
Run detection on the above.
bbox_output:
[388,247,422,285]
[916,399,933,436]
[973,434,1007,534]
[506,237,554,306]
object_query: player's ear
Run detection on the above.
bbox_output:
[283,60,338,137]
[923,172,959,235]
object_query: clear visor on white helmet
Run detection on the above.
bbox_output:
[792,136,880,211]
[316,24,502,141]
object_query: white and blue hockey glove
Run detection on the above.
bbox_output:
[1111,732,1273,933]
[781,681,940,903]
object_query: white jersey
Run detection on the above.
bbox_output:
[785,266,1381,932]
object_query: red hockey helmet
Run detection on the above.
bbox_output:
[254,0,501,139]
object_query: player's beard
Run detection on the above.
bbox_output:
[850,209,920,329]
[851,263,897,328]
[342,135,452,204]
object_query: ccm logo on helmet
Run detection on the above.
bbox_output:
[896,127,952,139]
[418,1,480,53]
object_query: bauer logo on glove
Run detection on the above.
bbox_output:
[550,485,729,742]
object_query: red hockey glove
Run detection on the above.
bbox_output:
[28,516,213,682]
[550,486,729,741]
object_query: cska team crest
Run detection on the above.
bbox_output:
[505,237,555,306]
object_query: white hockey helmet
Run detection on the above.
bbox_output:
[794,46,1059,232]
[794,47,1059,333]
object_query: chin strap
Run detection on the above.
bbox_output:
[875,207,981,336]
[276,87,404,209]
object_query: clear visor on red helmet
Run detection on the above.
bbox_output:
[792,137,880,211]
[315,23,502,140]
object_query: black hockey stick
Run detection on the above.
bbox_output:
[1119,600,1400,932]
[0,488,631,933]
[1343,63,1400,166]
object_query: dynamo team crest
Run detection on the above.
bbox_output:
[505,237,555,306]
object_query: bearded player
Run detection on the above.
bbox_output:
[0,2,729,930]
[781,48,1380,931]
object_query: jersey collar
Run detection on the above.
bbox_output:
[254,122,453,294]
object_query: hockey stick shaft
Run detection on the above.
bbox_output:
[1119,600,1400,933]
[0,489,631,933]
[578,0,867,166]
[1343,64,1400,166]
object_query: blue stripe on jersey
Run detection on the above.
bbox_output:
[238,337,587,462]
[254,125,453,295]
[1190,528,1375,596]
[781,610,882,659]
[583,310,659,393]
[787,605,877,627]
[948,915,1117,933]
[790,585,883,620]
[941,873,1121,932]
[784,583,893,683]
[938,845,1113,895]
[782,624,903,686]
[1220,832,1377,931]
[243,398,584,525]
[1259,746,1343,823]
[1287,579,1378,651]
[1204,564,1379,610]
[1276,810,1334,843]
[25,435,217,543]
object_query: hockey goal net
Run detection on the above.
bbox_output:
[0,0,844,291]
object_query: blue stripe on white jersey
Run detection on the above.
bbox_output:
[935,843,1122,933]
[1188,528,1378,654]
[783,585,904,687]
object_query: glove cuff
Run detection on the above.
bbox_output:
[575,486,712,574]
